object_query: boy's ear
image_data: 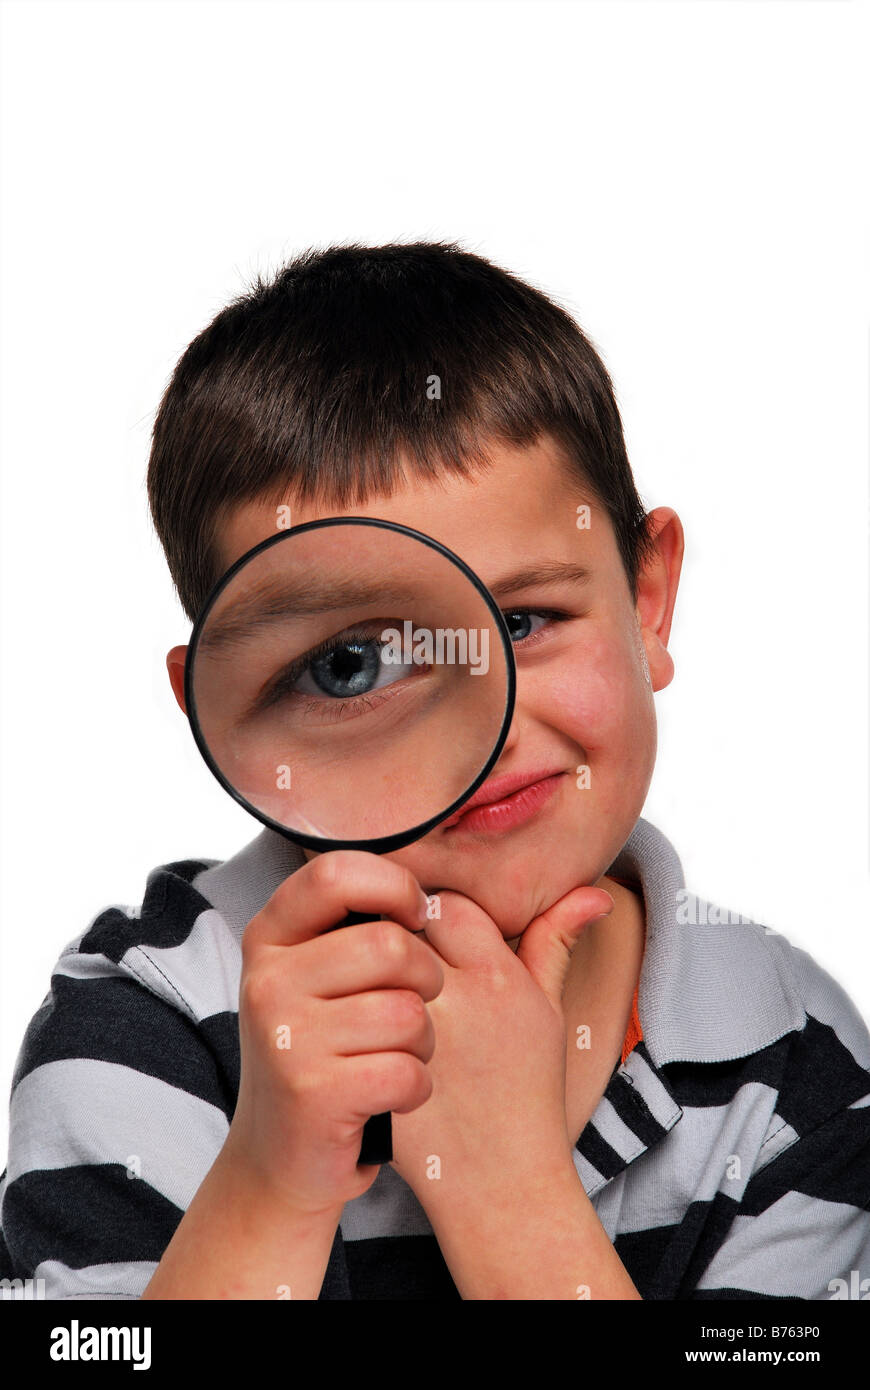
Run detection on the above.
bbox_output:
[634,507,684,693]
[166,646,188,715]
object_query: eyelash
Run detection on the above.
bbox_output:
[254,625,392,715]
[502,608,572,648]
[299,693,383,723]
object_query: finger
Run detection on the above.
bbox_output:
[316,989,436,1062]
[421,889,506,970]
[292,919,445,1002]
[336,1051,433,1122]
[245,850,430,951]
[516,887,614,1005]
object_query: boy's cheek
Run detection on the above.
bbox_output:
[535,633,652,753]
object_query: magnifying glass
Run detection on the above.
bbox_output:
[184,517,516,1164]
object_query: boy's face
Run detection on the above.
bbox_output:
[172,435,682,939]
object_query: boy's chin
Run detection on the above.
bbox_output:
[466,847,605,917]
[396,819,619,936]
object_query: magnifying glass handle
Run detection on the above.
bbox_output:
[335,909,393,1166]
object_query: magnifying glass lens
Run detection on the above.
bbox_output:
[186,519,514,850]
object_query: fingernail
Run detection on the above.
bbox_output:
[590,897,615,923]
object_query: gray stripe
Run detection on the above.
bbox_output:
[32,1259,158,1300]
[7,1060,228,1209]
[589,1169,627,1241]
[56,915,243,1026]
[53,950,143,987]
[340,1164,434,1241]
[122,910,242,1023]
[617,1086,779,1233]
[694,1189,870,1297]
[588,1095,648,1165]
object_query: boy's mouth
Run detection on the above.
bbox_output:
[440,768,567,836]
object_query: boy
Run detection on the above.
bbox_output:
[1,242,868,1300]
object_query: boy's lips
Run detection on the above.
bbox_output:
[440,768,567,834]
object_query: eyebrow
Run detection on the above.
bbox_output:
[198,575,423,653]
[485,560,593,598]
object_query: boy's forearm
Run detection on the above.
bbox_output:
[141,1150,343,1301]
[424,1160,643,1301]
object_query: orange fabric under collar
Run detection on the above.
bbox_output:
[622,984,643,1065]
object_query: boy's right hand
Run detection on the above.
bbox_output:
[218,851,442,1220]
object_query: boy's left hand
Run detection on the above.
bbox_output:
[387,884,614,1207]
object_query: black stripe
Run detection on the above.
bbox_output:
[613,1220,683,1299]
[674,1191,742,1298]
[661,1036,791,1108]
[607,1070,670,1148]
[11,974,236,1118]
[2,1164,183,1273]
[342,1234,460,1300]
[80,867,215,960]
[0,1212,14,1280]
[575,1123,624,1181]
[614,1193,741,1300]
[687,1287,803,1300]
[199,1012,241,1116]
[774,1016,870,1132]
[742,1105,870,1214]
[319,1228,351,1300]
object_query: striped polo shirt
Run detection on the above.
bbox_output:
[1,817,868,1300]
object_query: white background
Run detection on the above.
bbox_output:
[1,0,868,1155]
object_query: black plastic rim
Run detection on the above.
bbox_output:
[183,516,518,854]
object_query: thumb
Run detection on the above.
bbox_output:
[516,887,614,1008]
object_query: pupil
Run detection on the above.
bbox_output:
[311,641,380,697]
[505,611,532,642]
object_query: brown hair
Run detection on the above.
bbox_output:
[147,240,656,621]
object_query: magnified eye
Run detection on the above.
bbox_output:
[295,637,412,700]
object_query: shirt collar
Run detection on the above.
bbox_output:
[192,827,306,941]
[607,816,805,1068]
